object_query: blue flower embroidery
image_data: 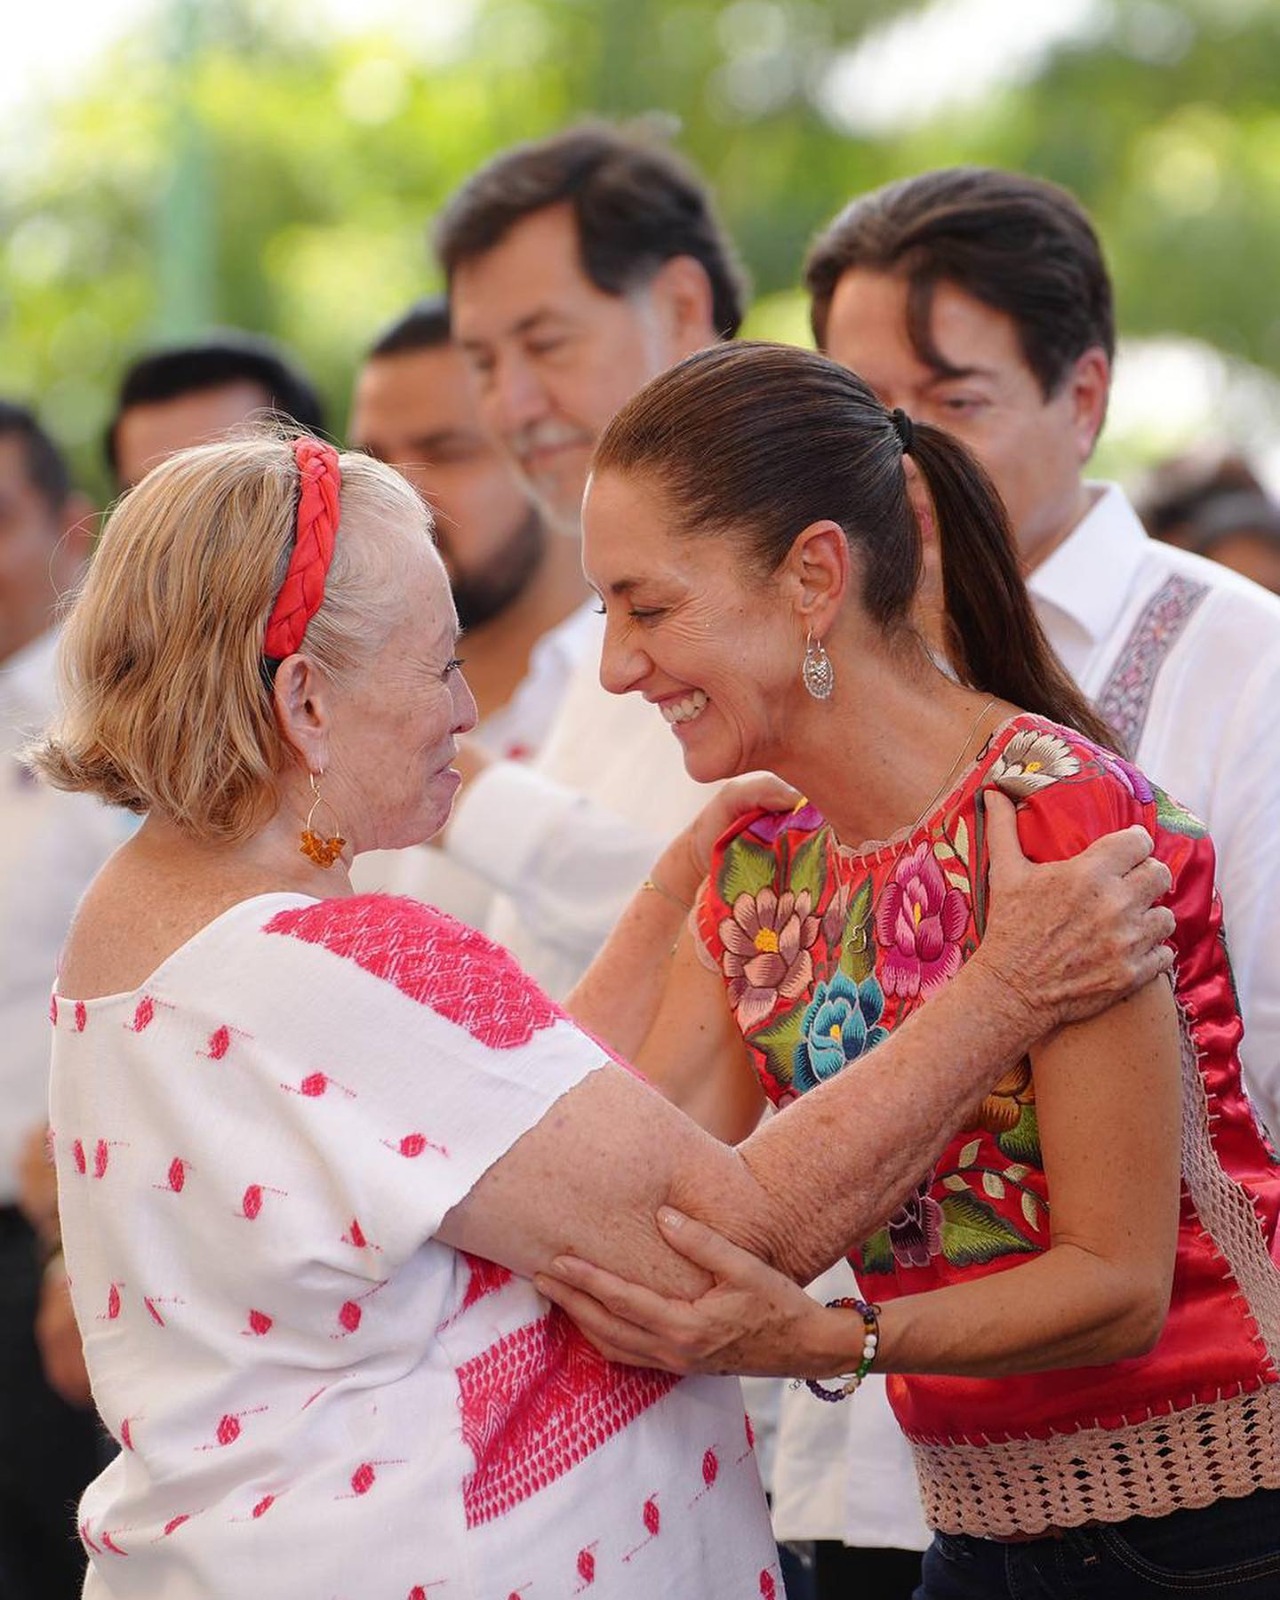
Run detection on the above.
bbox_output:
[793,972,889,1092]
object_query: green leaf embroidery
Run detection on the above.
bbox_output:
[957,1138,981,1169]
[856,1228,894,1276]
[837,878,875,985]
[1021,1190,1045,1233]
[981,1170,1006,1200]
[750,1007,804,1091]
[941,1173,969,1193]
[996,1102,1041,1164]
[1154,786,1208,839]
[718,841,779,907]
[787,831,828,904]
[940,1192,1037,1267]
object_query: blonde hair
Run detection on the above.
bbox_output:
[31,433,431,842]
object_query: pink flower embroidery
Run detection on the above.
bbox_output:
[720,888,820,1030]
[875,843,968,998]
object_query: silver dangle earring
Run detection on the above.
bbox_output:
[802,630,835,701]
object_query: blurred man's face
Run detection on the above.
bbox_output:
[350,341,545,630]
[822,269,1104,570]
[451,203,687,534]
[113,379,272,491]
[0,437,74,663]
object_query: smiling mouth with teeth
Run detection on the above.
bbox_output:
[661,690,708,726]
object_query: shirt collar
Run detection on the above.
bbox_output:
[1026,483,1150,644]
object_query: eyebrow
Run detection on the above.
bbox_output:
[458,307,568,349]
[923,362,1000,386]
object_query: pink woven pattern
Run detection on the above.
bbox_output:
[911,1382,1280,1537]
[263,438,340,660]
[458,1310,678,1527]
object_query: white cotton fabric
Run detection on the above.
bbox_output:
[51,893,778,1599]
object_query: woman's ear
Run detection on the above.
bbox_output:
[785,520,850,634]
[272,655,331,774]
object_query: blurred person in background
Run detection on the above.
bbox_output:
[349,296,595,923]
[1137,447,1280,594]
[1185,492,1280,593]
[105,330,326,492]
[433,119,746,999]
[1136,445,1266,550]
[0,400,116,1599]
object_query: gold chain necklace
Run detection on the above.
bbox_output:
[835,695,1000,960]
[891,697,998,859]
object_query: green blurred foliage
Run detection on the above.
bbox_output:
[2,0,1279,498]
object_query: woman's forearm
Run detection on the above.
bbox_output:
[563,875,689,1058]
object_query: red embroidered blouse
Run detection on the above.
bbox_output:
[697,714,1280,1536]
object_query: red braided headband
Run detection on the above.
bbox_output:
[263,438,341,662]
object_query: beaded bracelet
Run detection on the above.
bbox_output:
[804,1297,881,1403]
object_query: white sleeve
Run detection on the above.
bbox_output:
[251,896,610,1251]
[444,759,665,964]
[1204,638,1280,1140]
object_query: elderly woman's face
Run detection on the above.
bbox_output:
[329,546,478,851]
[582,469,800,784]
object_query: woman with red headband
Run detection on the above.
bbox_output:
[33,432,1168,1598]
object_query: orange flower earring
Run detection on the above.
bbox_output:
[300,771,346,868]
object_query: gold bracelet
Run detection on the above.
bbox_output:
[641,874,693,915]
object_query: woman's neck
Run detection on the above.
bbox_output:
[775,653,1011,850]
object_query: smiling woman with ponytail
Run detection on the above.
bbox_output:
[537,341,1280,1600]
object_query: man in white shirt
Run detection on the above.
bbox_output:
[348,295,596,921]
[791,165,1280,1595]
[431,122,750,995]
[0,402,116,1598]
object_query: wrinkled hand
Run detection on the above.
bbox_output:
[654,773,802,906]
[536,1208,845,1378]
[980,789,1175,1032]
[35,1264,92,1408]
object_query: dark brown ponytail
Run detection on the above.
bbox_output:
[907,422,1116,749]
[594,341,1117,752]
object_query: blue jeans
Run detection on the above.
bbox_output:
[914,1487,1280,1598]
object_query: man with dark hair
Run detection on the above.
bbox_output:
[428,122,748,996]
[437,119,747,537]
[804,166,1280,1132]
[0,402,116,1598]
[348,296,594,924]
[106,330,326,491]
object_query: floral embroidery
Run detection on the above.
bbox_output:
[792,973,888,1093]
[705,715,1174,1285]
[987,729,1080,796]
[719,887,821,1031]
[976,1058,1035,1135]
[875,843,968,998]
[887,1178,944,1268]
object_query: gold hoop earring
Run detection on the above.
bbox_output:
[802,630,835,701]
[300,771,346,868]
